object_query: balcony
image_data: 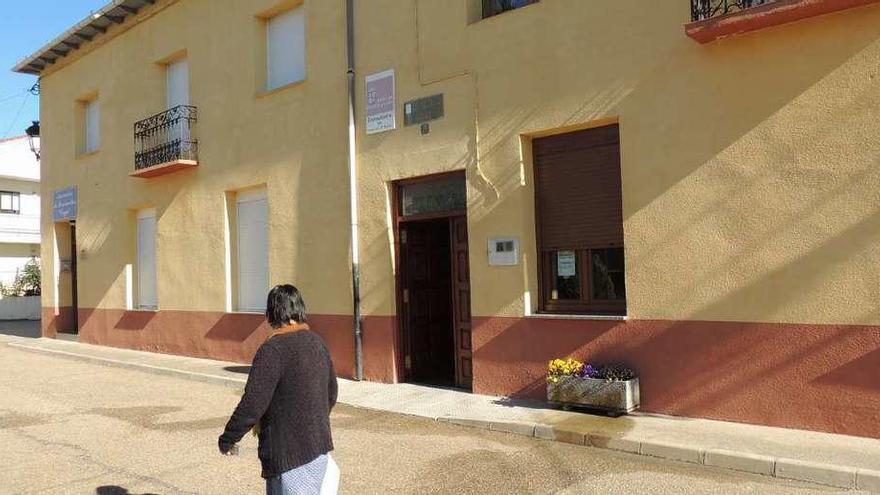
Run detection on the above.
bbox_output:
[691,0,776,21]
[131,105,199,179]
[481,0,538,19]
[686,0,880,43]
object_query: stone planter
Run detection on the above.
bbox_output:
[547,375,640,415]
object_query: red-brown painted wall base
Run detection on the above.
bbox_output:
[42,306,75,338]
[48,306,879,438]
[685,0,880,44]
[472,317,880,438]
[71,308,399,384]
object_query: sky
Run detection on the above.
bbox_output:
[0,1,106,139]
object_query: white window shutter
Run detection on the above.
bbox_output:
[137,210,158,310]
[237,190,269,312]
[266,7,306,90]
[85,100,100,153]
[166,58,190,108]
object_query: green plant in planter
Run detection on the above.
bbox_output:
[548,359,637,383]
[595,364,636,382]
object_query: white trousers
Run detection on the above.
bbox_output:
[266,454,339,495]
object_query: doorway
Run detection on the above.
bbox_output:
[395,172,473,390]
[55,221,79,335]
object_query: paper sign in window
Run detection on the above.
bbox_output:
[557,250,576,277]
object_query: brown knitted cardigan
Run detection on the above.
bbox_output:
[219,326,338,478]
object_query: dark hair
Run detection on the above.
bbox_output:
[266,285,307,328]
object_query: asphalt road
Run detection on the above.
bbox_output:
[0,342,859,495]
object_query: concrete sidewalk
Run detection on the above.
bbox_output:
[5,336,879,492]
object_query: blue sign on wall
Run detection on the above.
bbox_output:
[53,187,77,222]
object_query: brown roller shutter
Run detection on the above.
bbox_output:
[534,124,623,251]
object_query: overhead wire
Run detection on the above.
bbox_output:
[0,90,28,106]
[2,93,31,139]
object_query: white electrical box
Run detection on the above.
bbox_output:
[488,237,519,266]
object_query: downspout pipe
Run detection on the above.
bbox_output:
[345,0,364,381]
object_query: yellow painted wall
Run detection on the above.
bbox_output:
[38,0,880,327]
[39,0,353,316]
[355,0,880,326]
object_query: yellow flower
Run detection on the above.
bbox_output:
[548,357,585,380]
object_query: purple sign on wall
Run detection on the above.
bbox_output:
[365,69,396,135]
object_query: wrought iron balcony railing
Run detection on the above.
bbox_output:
[482,0,537,19]
[691,0,776,21]
[134,105,198,171]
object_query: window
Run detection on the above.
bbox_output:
[266,7,306,91]
[398,174,467,218]
[534,124,626,315]
[82,98,101,154]
[166,58,190,109]
[483,0,537,19]
[0,192,20,214]
[137,209,158,310]
[236,189,269,312]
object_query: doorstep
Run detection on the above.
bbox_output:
[6,337,880,491]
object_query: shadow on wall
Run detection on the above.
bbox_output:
[458,4,880,440]
[640,162,880,320]
[76,309,272,364]
[619,8,880,220]
[472,174,880,435]
[205,313,265,343]
[814,348,880,392]
[114,311,157,331]
[76,171,193,335]
[473,315,880,436]
[462,4,880,321]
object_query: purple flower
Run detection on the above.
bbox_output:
[576,364,597,379]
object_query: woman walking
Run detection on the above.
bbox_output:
[219,285,339,494]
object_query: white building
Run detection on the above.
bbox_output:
[0,136,40,287]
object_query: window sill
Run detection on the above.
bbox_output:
[526,312,627,322]
[256,79,306,99]
[76,150,101,161]
[685,0,880,44]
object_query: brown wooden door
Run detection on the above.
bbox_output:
[401,219,455,386]
[450,216,473,390]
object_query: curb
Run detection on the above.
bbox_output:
[8,341,876,493]
[436,417,876,492]
[7,341,247,390]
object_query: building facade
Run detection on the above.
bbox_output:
[15,0,880,438]
[0,136,40,289]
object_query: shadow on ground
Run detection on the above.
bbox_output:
[86,406,228,432]
[0,320,40,338]
[96,486,158,495]
[224,365,251,374]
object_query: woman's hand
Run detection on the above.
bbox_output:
[218,438,239,456]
